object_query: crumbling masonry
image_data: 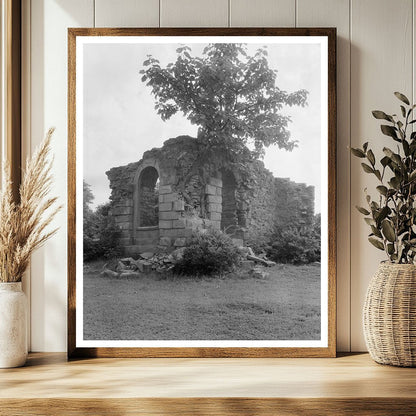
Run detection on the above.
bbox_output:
[106,136,315,256]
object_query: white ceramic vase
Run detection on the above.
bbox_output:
[0,282,28,368]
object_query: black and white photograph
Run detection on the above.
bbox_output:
[69,30,335,355]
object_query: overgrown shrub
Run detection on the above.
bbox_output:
[173,229,242,276]
[244,238,268,255]
[83,202,122,261]
[267,215,321,265]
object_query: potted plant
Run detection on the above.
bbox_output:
[352,92,416,366]
[0,128,60,368]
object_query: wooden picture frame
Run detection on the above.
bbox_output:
[68,28,336,358]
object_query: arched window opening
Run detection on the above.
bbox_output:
[138,166,159,227]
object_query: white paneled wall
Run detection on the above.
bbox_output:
[230,0,295,27]
[160,0,229,27]
[27,0,94,352]
[24,0,416,352]
[95,0,159,27]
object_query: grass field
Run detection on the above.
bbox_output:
[83,261,321,341]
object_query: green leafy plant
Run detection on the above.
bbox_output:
[352,92,416,263]
[173,228,242,276]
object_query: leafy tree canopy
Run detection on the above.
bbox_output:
[140,43,308,161]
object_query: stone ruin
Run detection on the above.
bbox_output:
[106,135,315,257]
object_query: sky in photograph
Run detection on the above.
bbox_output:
[83,40,322,212]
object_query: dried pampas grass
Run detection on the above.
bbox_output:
[0,128,61,282]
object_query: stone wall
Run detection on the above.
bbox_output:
[106,161,139,247]
[274,178,315,229]
[221,171,237,232]
[106,136,316,255]
[239,160,278,247]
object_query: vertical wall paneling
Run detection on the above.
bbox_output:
[230,0,295,27]
[5,0,21,203]
[30,0,94,352]
[95,0,159,27]
[1,0,25,343]
[297,0,351,351]
[160,0,228,27]
[22,0,31,351]
[0,1,4,170]
[350,0,413,351]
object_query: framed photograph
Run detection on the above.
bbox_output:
[68,28,336,358]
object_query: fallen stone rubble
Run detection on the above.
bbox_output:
[99,246,277,279]
[100,248,186,278]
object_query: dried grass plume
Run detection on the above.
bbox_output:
[0,128,62,282]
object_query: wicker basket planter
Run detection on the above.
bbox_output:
[363,262,416,367]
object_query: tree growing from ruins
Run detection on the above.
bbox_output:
[140,43,308,210]
[140,43,308,161]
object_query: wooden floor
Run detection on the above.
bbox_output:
[1,352,415,415]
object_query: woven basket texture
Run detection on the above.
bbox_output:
[363,262,416,367]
